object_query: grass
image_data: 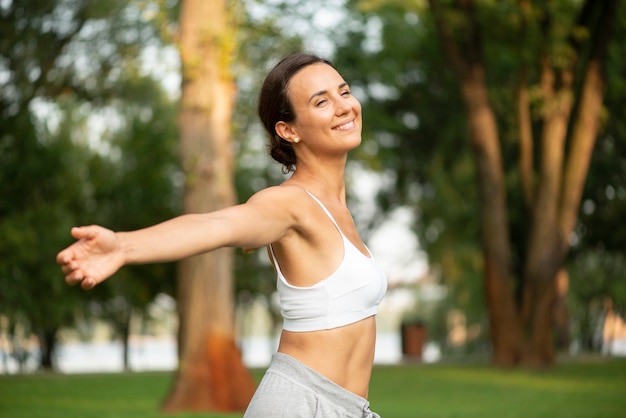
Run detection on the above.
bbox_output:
[369,357,626,417]
[0,357,624,417]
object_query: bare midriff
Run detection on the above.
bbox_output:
[277,315,377,398]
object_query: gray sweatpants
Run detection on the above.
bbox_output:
[244,352,381,418]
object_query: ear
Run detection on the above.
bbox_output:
[275,121,300,144]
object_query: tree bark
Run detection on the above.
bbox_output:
[520,51,573,368]
[162,0,256,412]
[516,0,534,210]
[559,0,617,243]
[520,0,617,367]
[461,71,523,367]
[429,0,618,367]
[429,0,523,366]
[553,269,570,351]
[38,328,57,371]
[121,308,131,372]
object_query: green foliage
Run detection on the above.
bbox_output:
[231,0,306,299]
[575,7,626,255]
[0,105,90,334]
[0,0,181,368]
[568,250,626,349]
[81,74,181,308]
[334,1,486,329]
[566,0,626,329]
[331,0,626,352]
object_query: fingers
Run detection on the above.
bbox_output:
[70,225,96,241]
[64,269,97,290]
[64,262,83,283]
[57,225,90,265]
[57,245,75,265]
[56,251,69,265]
[81,277,96,290]
[60,225,104,291]
[60,261,76,275]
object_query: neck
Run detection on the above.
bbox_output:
[288,160,347,203]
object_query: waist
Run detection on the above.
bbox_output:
[277,316,377,397]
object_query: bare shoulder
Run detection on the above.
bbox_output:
[246,184,311,208]
[245,184,316,228]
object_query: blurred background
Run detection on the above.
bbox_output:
[1,0,624,383]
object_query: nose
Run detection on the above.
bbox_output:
[335,95,352,116]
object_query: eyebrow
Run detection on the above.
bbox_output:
[308,82,349,103]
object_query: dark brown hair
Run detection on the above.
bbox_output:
[258,52,334,173]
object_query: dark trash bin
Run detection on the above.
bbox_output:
[401,321,427,360]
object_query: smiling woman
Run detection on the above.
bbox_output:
[274,62,363,169]
[57,52,386,418]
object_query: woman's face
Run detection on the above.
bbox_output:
[280,63,362,155]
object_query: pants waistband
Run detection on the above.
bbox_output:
[268,352,372,416]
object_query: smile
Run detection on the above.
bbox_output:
[333,120,355,131]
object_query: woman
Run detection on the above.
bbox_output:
[57,52,387,418]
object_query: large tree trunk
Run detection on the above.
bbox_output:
[519,0,616,367]
[428,0,523,367]
[461,72,521,366]
[162,0,256,412]
[429,0,617,367]
[460,73,523,366]
[519,45,573,366]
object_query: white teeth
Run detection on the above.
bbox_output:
[334,120,354,131]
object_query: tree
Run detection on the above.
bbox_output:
[567,8,626,349]
[162,0,256,412]
[425,0,620,367]
[0,0,178,371]
[85,75,181,370]
[232,0,306,300]
[335,0,622,367]
[0,3,96,369]
[333,0,499,355]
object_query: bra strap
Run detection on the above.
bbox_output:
[305,191,342,232]
[267,244,283,275]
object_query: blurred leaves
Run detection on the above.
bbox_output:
[1,0,624,368]
[0,0,180,369]
[333,0,626,348]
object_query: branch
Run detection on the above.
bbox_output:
[517,0,535,209]
[559,0,618,245]
[428,0,469,76]
[567,0,598,56]
[537,1,554,104]
[15,5,90,109]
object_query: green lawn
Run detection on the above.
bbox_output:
[0,358,624,417]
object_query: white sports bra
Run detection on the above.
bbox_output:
[269,191,388,332]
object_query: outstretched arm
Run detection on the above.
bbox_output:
[57,186,297,290]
